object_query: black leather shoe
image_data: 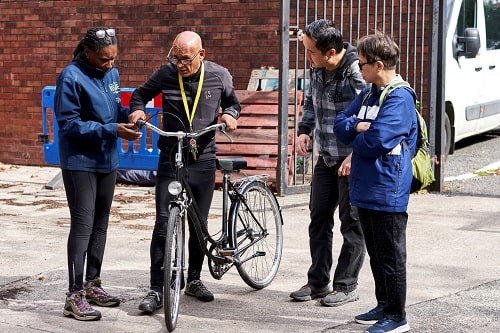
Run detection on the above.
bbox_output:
[138,290,163,314]
[185,280,214,302]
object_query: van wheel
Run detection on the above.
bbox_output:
[444,113,451,160]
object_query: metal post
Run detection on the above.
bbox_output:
[429,0,446,191]
[277,0,291,196]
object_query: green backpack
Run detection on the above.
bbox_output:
[363,79,436,193]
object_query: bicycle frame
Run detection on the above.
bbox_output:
[175,170,232,265]
[137,120,235,266]
[138,119,277,273]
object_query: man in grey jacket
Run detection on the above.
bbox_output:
[290,19,367,307]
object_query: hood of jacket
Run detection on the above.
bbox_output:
[333,42,359,81]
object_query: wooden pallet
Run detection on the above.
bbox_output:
[215,90,303,189]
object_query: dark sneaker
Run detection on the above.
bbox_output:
[367,318,410,333]
[355,306,385,324]
[63,290,101,321]
[185,280,214,302]
[320,289,359,307]
[289,284,331,301]
[84,277,121,307]
[139,290,163,314]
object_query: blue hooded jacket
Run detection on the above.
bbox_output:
[54,51,129,172]
[334,76,418,212]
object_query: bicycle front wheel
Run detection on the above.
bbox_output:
[230,180,283,289]
[163,205,184,332]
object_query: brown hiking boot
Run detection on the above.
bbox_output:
[84,277,121,307]
[63,290,101,321]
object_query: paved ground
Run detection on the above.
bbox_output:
[0,164,499,333]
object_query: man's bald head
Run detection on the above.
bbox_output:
[172,31,202,54]
[168,31,205,77]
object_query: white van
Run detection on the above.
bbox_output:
[445,0,500,154]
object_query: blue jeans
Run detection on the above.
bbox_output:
[358,208,408,321]
[307,156,365,292]
[149,156,216,290]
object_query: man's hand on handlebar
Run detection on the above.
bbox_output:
[221,114,237,132]
[128,110,146,129]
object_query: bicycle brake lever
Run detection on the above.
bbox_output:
[219,129,233,143]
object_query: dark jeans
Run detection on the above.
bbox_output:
[358,208,407,322]
[307,156,365,292]
[149,157,216,291]
[62,169,117,292]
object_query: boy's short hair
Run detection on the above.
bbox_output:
[356,32,399,69]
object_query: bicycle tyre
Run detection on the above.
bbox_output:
[163,205,184,332]
[229,180,283,289]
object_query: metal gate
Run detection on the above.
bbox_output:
[276,0,441,195]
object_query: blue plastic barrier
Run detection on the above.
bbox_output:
[41,86,161,170]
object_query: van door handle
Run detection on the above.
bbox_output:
[475,66,483,72]
[489,65,496,70]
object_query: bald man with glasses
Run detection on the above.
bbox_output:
[129,31,240,314]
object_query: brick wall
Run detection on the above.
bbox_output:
[0,0,282,166]
[0,0,432,167]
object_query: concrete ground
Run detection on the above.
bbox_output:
[0,164,499,333]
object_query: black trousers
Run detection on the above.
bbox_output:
[358,208,408,321]
[149,157,216,291]
[62,169,117,292]
[307,156,365,292]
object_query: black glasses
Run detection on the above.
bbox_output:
[96,29,115,39]
[167,49,201,66]
[359,60,376,70]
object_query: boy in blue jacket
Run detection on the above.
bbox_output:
[334,32,417,333]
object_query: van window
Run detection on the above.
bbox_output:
[446,0,456,33]
[484,0,500,49]
[457,0,478,35]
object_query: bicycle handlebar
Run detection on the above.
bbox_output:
[136,119,227,139]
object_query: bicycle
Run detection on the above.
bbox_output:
[136,119,284,332]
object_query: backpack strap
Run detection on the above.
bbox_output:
[378,79,422,157]
[383,80,430,148]
[361,78,412,106]
[379,79,412,105]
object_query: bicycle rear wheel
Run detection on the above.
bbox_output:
[230,180,283,289]
[163,206,184,332]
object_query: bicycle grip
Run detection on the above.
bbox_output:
[136,119,146,129]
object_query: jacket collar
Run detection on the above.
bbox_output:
[73,51,108,79]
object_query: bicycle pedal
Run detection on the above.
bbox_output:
[220,247,236,256]
[256,251,266,257]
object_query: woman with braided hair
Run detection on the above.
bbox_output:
[54,27,142,321]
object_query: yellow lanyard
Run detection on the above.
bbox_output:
[178,62,205,128]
